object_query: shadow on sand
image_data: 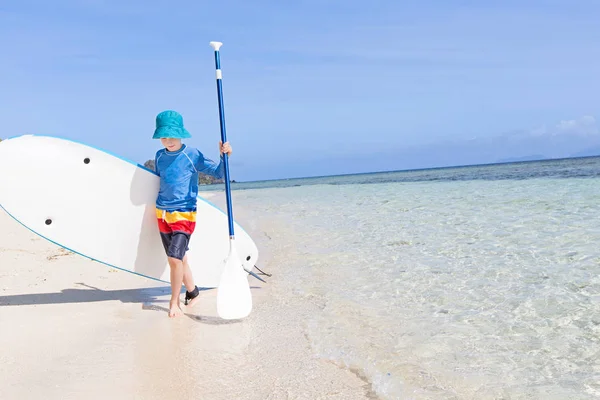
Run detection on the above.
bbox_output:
[0,282,260,324]
[0,282,179,306]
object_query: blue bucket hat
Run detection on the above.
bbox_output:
[152,110,191,139]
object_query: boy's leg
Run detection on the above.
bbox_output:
[158,208,199,316]
[182,254,195,291]
[164,232,193,317]
[166,243,202,310]
[157,209,187,317]
[182,254,201,307]
[167,256,185,317]
[171,209,200,307]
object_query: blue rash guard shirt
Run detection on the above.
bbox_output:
[154,144,225,211]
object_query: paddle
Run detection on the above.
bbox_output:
[209,41,253,320]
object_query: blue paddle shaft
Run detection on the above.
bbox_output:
[212,46,235,237]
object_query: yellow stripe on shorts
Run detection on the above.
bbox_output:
[155,208,197,223]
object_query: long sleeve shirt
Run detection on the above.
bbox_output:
[154,144,224,211]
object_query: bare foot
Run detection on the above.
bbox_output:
[169,301,183,318]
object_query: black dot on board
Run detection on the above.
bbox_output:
[84,158,90,164]
[246,255,251,261]
[45,219,52,225]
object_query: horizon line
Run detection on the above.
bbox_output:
[221,153,600,185]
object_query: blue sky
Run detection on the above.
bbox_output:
[2,0,600,181]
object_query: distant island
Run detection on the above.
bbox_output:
[143,159,233,185]
[496,154,549,163]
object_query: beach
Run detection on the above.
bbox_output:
[2,156,600,400]
[0,192,375,400]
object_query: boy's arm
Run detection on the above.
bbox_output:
[195,151,225,179]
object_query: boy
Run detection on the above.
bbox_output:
[152,110,232,318]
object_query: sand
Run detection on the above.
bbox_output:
[0,192,375,400]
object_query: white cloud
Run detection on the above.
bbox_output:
[555,115,598,136]
[530,115,598,137]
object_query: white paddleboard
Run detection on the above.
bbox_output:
[0,134,258,288]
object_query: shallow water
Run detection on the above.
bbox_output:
[230,169,600,399]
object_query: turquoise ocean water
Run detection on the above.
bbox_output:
[210,157,600,399]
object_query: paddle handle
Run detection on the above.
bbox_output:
[210,41,235,238]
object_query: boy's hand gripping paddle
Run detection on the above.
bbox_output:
[210,41,253,320]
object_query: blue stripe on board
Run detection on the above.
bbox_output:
[0,203,172,285]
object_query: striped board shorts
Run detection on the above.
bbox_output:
[156,208,197,261]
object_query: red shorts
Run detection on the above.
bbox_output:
[156,208,197,260]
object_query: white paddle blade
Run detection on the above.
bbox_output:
[217,241,253,320]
